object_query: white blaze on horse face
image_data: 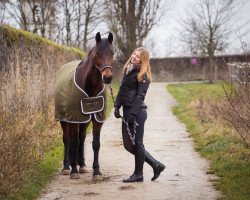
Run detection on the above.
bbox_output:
[131,51,141,65]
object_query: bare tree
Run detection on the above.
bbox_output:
[74,0,104,50]
[26,0,56,37]
[59,0,76,46]
[1,0,30,31]
[55,0,103,49]
[0,1,8,24]
[85,0,105,50]
[1,0,106,49]
[1,0,56,38]
[105,0,166,63]
[53,0,81,46]
[179,0,245,82]
[75,0,83,48]
[35,0,56,38]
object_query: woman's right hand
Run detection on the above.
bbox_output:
[114,107,121,118]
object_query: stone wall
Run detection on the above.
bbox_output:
[112,54,250,82]
[150,55,250,82]
[0,25,84,114]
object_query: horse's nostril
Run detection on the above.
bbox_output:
[103,76,112,84]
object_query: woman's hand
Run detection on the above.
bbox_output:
[114,107,121,118]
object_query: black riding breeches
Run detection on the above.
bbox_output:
[122,107,157,174]
[122,107,146,152]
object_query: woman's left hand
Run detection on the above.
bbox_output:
[114,107,121,118]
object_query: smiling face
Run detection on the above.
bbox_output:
[130,50,141,65]
[123,47,152,82]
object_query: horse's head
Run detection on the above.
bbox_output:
[94,32,114,84]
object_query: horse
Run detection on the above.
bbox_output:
[54,32,114,179]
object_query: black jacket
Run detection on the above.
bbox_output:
[115,66,150,116]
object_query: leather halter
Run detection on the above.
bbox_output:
[95,64,112,73]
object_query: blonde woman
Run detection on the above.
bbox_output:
[114,47,165,182]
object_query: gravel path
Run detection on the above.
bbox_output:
[38,82,220,200]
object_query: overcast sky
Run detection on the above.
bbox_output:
[146,0,250,58]
[2,0,249,58]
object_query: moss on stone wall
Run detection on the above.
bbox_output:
[1,25,85,58]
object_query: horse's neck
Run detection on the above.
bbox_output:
[85,67,104,97]
[76,59,103,97]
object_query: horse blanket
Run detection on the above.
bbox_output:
[54,60,107,123]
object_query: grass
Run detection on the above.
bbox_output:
[8,81,120,200]
[10,139,63,200]
[167,83,250,200]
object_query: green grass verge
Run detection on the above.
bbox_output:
[10,139,63,200]
[167,83,250,200]
[9,81,120,200]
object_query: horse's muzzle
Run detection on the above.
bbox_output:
[103,76,112,84]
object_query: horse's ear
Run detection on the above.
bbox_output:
[95,32,101,43]
[108,32,113,44]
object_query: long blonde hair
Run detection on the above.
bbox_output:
[123,47,153,82]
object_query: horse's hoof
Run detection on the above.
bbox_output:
[79,166,89,173]
[70,173,80,179]
[92,174,103,181]
[60,169,70,175]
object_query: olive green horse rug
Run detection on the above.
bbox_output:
[54,60,107,123]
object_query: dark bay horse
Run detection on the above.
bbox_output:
[54,32,114,179]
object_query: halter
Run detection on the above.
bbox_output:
[95,64,112,73]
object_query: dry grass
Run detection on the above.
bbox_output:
[0,102,60,199]
[188,85,250,146]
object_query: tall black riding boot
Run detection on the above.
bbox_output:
[145,151,166,181]
[123,142,145,183]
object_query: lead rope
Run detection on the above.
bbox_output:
[108,84,138,145]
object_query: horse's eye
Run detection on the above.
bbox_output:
[96,52,100,56]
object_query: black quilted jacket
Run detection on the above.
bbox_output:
[115,66,149,116]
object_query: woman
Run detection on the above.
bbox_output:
[114,47,165,182]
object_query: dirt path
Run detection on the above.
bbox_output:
[38,82,220,200]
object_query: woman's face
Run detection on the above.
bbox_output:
[130,50,141,65]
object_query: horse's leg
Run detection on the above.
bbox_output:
[69,123,80,179]
[60,121,70,175]
[92,119,103,179]
[78,122,90,173]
